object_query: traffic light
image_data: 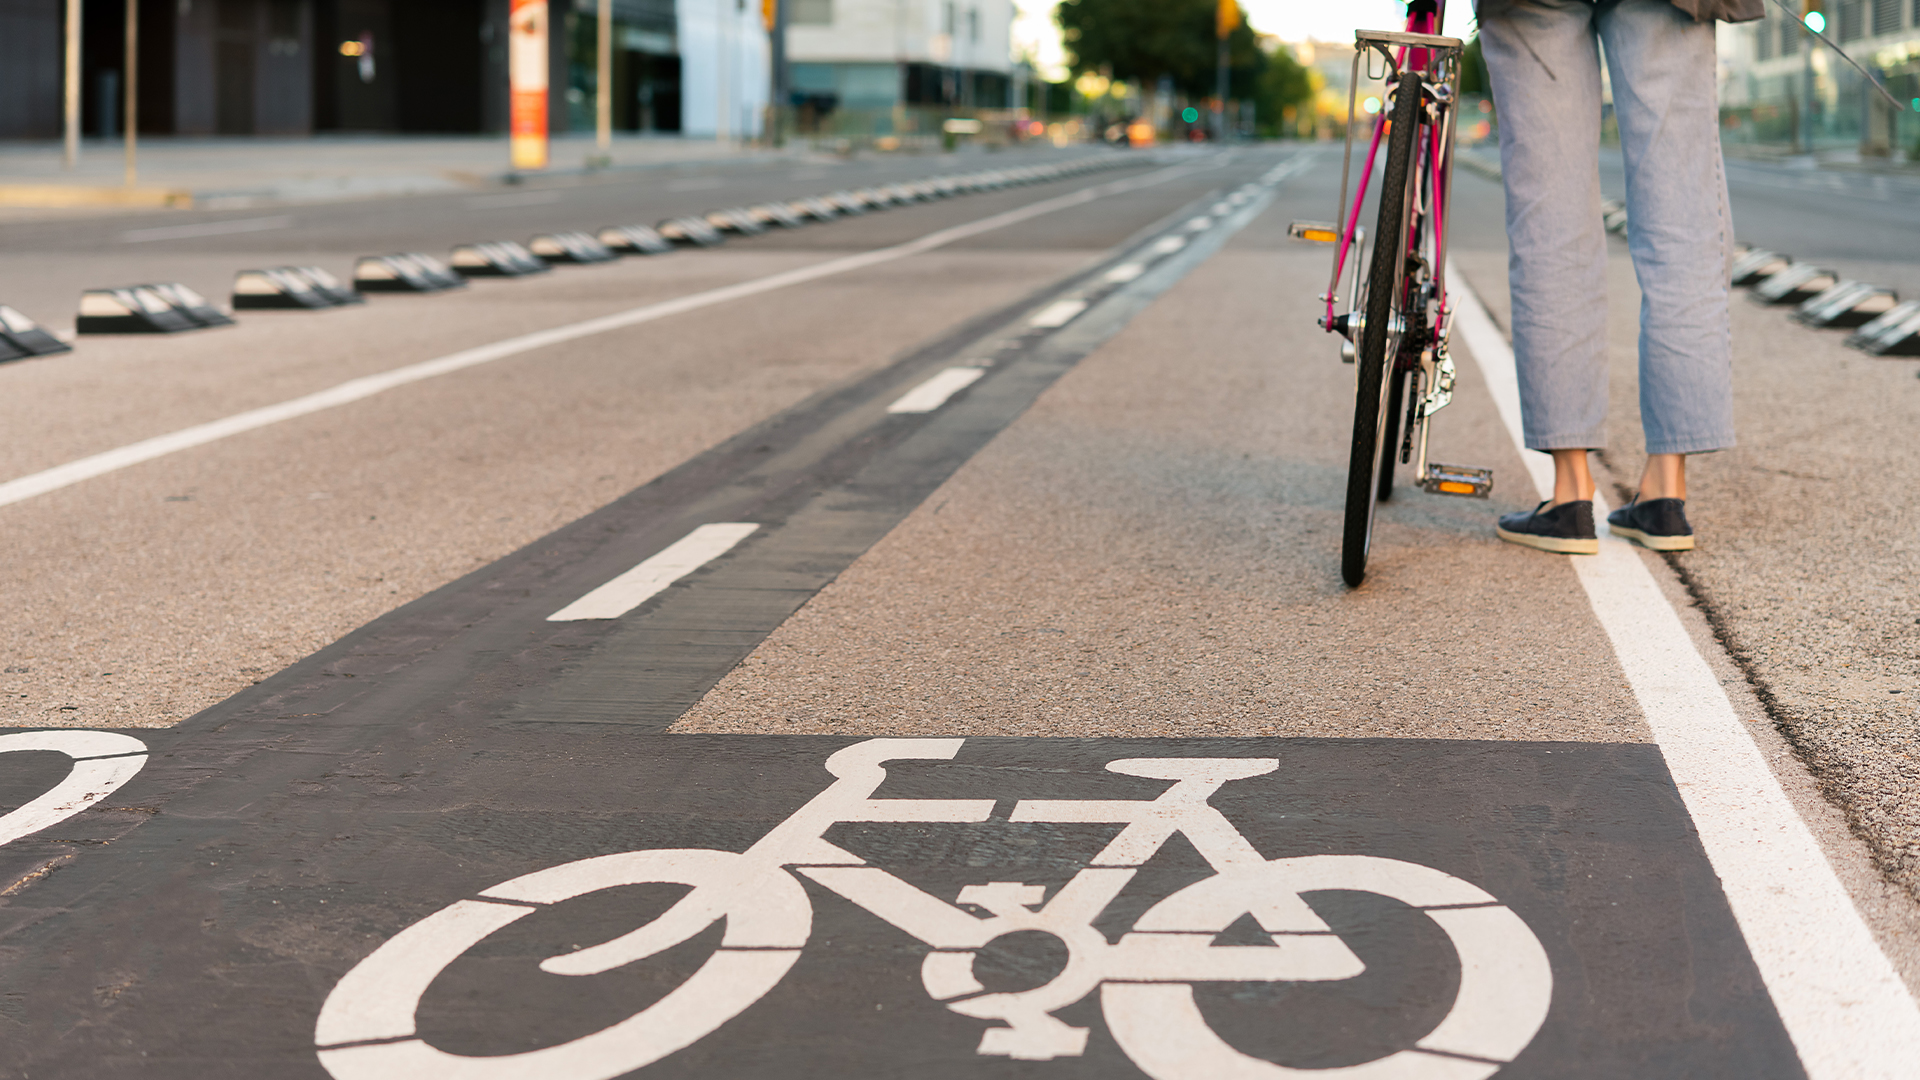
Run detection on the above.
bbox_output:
[1802,0,1826,33]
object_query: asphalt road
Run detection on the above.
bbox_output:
[1,142,1918,1078]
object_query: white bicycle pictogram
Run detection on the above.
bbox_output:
[314,739,1553,1079]
[0,731,149,850]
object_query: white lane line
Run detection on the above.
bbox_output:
[1149,235,1187,256]
[1103,262,1146,284]
[886,366,986,414]
[0,162,1201,513]
[1450,265,1920,1079]
[1028,298,1088,328]
[120,215,294,243]
[464,190,563,210]
[1184,216,1213,232]
[548,523,759,621]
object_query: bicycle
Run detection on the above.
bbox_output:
[1291,0,1492,588]
[314,738,1553,1079]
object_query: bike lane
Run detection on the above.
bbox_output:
[0,152,1907,1078]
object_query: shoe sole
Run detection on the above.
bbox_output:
[1496,526,1598,555]
[1609,524,1695,551]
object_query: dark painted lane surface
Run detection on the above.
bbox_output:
[3,731,1798,1078]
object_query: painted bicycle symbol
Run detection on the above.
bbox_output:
[0,730,149,849]
[315,738,1553,1079]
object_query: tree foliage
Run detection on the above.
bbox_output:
[1057,0,1264,99]
[1255,43,1316,135]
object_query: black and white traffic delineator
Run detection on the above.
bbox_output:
[748,202,806,228]
[0,304,74,357]
[294,266,364,305]
[850,187,892,209]
[703,208,768,236]
[233,267,341,310]
[1793,281,1899,329]
[1845,300,1920,357]
[826,191,868,215]
[353,253,467,293]
[528,231,619,264]
[932,176,962,197]
[1730,249,1790,287]
[790,196,840,222]
[149,283,236,327]
[656,216,727,246]
[450,241,549,277]
[1601,198,1629,235]
[1751,264,1837,306]
[879,182,921,204]
[597,224,675,255]
[77,286,207,334]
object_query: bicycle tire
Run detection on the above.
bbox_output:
[1341,68,1423,587]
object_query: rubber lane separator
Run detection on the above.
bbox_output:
[0,162,1197,513]
[886,366,986,414]
[1449,263,1920,1080]
[1103,262,1146,284]
[548,523,760,621]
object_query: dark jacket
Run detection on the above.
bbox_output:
[1476,0,1765,21]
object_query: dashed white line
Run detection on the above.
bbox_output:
[547,523,760,621]
[1450,265,1920,1080]
[465,190,563,210]
[1184,216,1213,232]
[0,163,1200,513]
[1028,298,1088,328]
[1149,235,1188,256]
[886,366,986,414]
[1103,262,1146,284]
[121,216,294,243]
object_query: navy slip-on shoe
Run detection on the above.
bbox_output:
[1607,497,1695,551]
[1496,499,1599,555]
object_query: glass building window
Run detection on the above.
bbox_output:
[791,0,832,25]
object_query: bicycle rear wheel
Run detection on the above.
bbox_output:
[1341,68,1422,588]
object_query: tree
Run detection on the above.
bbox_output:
[1255,43,1316,137]
[1057,0,1264,101]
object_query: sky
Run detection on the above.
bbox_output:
[1012,0,1476,81]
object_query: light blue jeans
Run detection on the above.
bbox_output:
[1479,0,1736,455]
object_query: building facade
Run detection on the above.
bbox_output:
[1717,0,1920,157]
[0,0,768,142]
[785,0,1016,134]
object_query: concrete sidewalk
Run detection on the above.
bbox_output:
[0,132,795,218]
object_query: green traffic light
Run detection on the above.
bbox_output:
[1804,10,1825,32]
[1181,107,1199,123]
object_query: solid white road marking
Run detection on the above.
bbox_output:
[1149,235,1187,256]
[0,731,148,848]
[0,161,1216,513]
[1103,262,1146,284]
[548,523,759,621]
[887,366,987,414]
[1450,266,1920,1080]
[120,216,294,243]
[464,190,563,210]
[1028,299,1089,328]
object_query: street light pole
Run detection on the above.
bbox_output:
[125,0,138,187]
[64,0,81,170]
[596,0,612,158]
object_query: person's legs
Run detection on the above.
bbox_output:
[1599,0,1737,472]
[1480,0,1609,508]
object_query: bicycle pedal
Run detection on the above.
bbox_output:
[1421,463,1492,498]
[1289,220,1339,243]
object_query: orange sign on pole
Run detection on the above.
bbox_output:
[509,0,549,171]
